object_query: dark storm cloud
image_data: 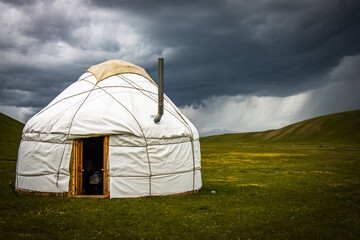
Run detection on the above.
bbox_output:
[181,54,360,134]
[0,0,37,6]
[0,0,359,124]
[0,67,78,108]
[92,0,360,105]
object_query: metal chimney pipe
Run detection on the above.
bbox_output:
[154,58,164,124]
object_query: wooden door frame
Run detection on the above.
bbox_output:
[103,136,109,196]
[70,136,109,197]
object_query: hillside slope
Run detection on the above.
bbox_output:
[0,113,24,160]
[201,110,360,146]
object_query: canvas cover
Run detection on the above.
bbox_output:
[15,60,201,198]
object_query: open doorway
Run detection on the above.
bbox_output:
[82,137,104,195]
[72,136,109,196]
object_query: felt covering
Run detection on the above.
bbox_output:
[16,60,201,198]
[87,60,154,83]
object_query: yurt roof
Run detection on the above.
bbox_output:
[87,60,155,84]
[22,59,199,141]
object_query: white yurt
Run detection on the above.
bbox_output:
[15,59,201,198]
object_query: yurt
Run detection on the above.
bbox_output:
[15,59,202,198]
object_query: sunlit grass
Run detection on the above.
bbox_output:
[1,143,360,239]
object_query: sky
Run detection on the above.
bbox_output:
[0,0,359,135]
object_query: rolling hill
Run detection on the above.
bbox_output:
[0,110,359,160]
[201,110,360,146]
[0,113,24,160]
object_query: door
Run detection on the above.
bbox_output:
[103,136,109,196]
[71,136,109,196]
[72,139,83,195]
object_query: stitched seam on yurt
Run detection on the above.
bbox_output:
[22,133,75,138]
[20,136,197,146]
[141,136,198,140]
[83,80,153,196]
[106,168,201,178]
[21,139,72,144]
[16,172,71,177]
[108,140,191,147]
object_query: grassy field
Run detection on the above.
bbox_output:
[1,111,360,239]
[0,113,24,160]
[1,143,360,239]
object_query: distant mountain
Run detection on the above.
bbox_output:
[201,110,360,146]
[200,129,236,137]
[0,113,24,160]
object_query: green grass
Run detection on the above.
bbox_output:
[0,113,24,160]
[1,111,360,239]
[1,144,360,239]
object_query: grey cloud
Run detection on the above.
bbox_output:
[181,54,360,133]
[301,55,360,117]
[0,0,37,6]
[0,0,359,124]
[91,0,360,105]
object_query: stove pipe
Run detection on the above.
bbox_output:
[154,58,164,124]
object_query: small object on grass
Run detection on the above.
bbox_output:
[9,182,18,197]
[211,190,216,194]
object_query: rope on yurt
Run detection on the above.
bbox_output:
[163,95,197,190]
[78,72,93,82]
[83,80,153,196]
[35,74,187,129]
[55,144,67,187]
[118,75,190,127]
[34,71,198,194]
[35,70,157,118]
[36,89,93,116]
[16,139,72,187]
[55,83,97,187]
[34,74,94,117]
[118,74,198,191]
[66,83,97,138]
[36,85,154,117]
[118,74,198,189]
